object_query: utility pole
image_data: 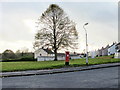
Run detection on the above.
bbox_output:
[83,23,89,65]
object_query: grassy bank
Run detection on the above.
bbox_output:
[1,58,120,72]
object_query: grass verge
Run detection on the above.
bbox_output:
[1,58,120,72]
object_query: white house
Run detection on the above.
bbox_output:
[114,42,120,58]
[37,56,65,61]
[70,54,82,59]
[108,43,116,55]
[89,50,98,58]
[36,51,81,61]
[34,48,54,59]
[102,45,109,56]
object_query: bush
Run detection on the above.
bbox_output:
[20,56,36,61]
[1,56,37,62]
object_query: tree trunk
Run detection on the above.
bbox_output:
[54,49,57,61]
[52,11,58,61]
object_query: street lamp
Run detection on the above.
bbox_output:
[83,23,89,65]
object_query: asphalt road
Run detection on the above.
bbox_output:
[2,66,119,88]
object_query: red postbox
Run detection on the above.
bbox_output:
[65,51,69,65]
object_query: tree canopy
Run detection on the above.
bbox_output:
[2,49,16,59]
[34,4,78,60]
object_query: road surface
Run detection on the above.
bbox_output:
[2,66,119,88]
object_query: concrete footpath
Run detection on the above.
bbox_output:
[0,63,120,77]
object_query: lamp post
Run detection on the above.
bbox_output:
[83,23,89,65]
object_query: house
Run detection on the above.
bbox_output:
[115,42,120,52]
[34,48,54,59]
[114,42,120,58]
[36,51,81,61]
[108,43,117,55]
[57,53,65,57]
[102,45,109,56]
[89,50,98,58]
[98,49,102,56]
[95,50,99,57]
[95,45,110,57]
[70,54,81,59]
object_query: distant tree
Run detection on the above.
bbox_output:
[20,47,29,53]
[15,49,34,59]
[34,4,78,61]
[16,50,21,53]
[15,47,29,58]
[15,50,21,58]
[2,49,16,59]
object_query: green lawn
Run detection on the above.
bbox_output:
[1,58,120,72]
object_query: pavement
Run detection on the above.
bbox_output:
[0,63,120,77]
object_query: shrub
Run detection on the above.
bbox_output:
[20,56,36,61]
[1,56,37,62]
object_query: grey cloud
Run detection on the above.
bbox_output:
[0,10,38,42]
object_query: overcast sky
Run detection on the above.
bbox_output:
[0,0,118,53]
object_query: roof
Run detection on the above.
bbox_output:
[57,53,65,56]
[116,42,120,45]
[57,53,80,56]
[43,49,54,54]
[108,43,116,48]
[70,54,79,56]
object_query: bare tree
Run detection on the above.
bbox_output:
[20,47,29,53]
[34,4,78,61]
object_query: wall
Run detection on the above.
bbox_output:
[37,56,81,61]
[108,44,116,55]
[34,49,47,58]
[98,50,102,56]
[89,51,96,58]
[114,52,120,58]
